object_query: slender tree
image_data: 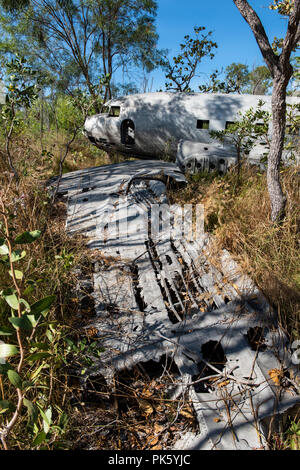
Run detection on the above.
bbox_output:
[225,62,250,93]
[233,0,300,221]
[0,0,160,103]
[198,63,272,94]
[92,0,160,101]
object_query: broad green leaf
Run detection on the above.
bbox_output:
[11,250,26,262]
[7,369,22,388]
[45,407,52,423]
[45,329,53,342]
[9,315,33,331]
[3,293,19,310]
[15,230,41,244]
[40,406,52,434]
[27,352,51,362]
[33,430,47,447]
[0,244,9,256]
[0,363,13,373]
[30,295,56,317]
[0,326,14,336]
[0,400,16,413]
[58,411,68,431]
[1,287,14,296]
[0,343,18,359]
[23,398,38,427]
[9,269,23,280]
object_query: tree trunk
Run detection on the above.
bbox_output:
[233,0,300,222]
[85,75,100,113]
[267,65,293,221]
[40,88,44,152]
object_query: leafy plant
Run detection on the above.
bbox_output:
[1,55,45,181]
[55,248,74,271]
[286,420,300,450]
[0,186,58,449]
[210,100,271,174]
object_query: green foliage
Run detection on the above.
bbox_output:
[55,95,82,133]
[247,65,272,95]
[199,63,272,95]
[0,168,107,449]
[0,197,64,449]
[55,78,110,133]
[5,56,41,101]
[0,0,161,99]
[1,55,43,133]
[161,26,217,92]
[285,102,300,160]
[0,0,29,11]
[64,336,105,370]
[0,55,46,180]
[15,230,41,244]
[286,420,300,450]
[225,63,250,92]
[269,0,295,16]
[0,342,18,358]
[55,248,74,271]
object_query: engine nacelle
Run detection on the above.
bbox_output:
[176,140,237,174]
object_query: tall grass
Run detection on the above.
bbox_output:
[0,133,99,449]
[170,165,300,339]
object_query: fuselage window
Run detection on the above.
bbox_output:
[100,106,109,114]
[255,122,268,131]
[197,120,209,130]
[109,106,121,117]
[225,121,235,129]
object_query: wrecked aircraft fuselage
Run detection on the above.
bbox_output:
[84,92,300,173]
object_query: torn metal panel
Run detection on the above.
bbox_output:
[57,160,299,450]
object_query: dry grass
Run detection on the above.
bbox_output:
[0,129,140,449]
[65,361,198,450]
[170,165,300,339]
[0,135,101,449]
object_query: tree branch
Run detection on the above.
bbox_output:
[280,0,300,70]
[233,0,279,76]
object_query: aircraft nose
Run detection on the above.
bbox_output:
[83,114,109,147]
[84,114,107,137]
[84,115,96,135]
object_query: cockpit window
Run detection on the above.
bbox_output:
[109,106,121,117]
[100,106,109,114]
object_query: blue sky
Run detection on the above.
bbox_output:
[145,0,289,91]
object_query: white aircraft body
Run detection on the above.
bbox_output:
[83,92,300,173]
